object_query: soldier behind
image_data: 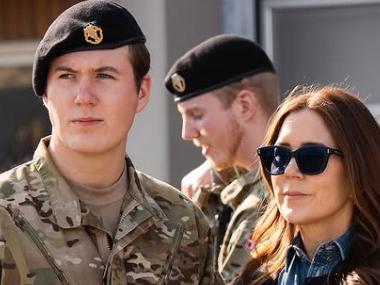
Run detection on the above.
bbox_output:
[165,35,279,283]
[0,1,223,284]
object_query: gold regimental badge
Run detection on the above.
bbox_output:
[83,23,103,45]
[171,73,186,93]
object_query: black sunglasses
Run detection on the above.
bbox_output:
[257,145,343,176]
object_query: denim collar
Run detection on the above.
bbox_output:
[286,228,353,270]
[278,228,353,284]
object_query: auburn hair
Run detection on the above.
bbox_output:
[241,85,380,285]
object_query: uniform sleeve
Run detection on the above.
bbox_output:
[191,166,235,222]
[0,235,3,283]
[218,219,254,283]
[0,207,22,285]
[0,208,7,284]
[193,187,222,222]
[193,204,225,285]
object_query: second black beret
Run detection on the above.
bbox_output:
[165,34,275,102]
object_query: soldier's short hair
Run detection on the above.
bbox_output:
[214,72,279,116]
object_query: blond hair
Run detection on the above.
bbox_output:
[213,72,279,116]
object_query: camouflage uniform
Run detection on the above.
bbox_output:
[0,138,222,285]
[194,170,266,284]
[218,171,266,283]
[192,167,245,230]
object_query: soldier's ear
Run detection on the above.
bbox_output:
[42,93,48,107]
[234,89,257,120]
[136,75,151,113]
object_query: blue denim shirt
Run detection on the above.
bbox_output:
[277,229,352,285]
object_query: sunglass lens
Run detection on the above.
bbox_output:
[296,147,328,174]
[260,147,290,175]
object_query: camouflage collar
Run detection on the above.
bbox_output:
[32,137,167,232]
[123,158,168,222]
[33,137,82,229]
[220,171,261,209]
[109,159,168,246]
[212,166,247,187]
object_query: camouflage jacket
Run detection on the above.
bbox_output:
[192,167,246,228]
[192,167,266,284]
[218,171,266,284]
[0,139,222,285]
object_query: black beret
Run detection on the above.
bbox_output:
[33,0,146,96]
[165,34,275,102]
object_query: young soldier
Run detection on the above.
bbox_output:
[0,1,221,284]
[165,35,279,283]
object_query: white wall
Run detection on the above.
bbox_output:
[261,0,380,121]
[116,0,170,182]
[117,0,222,187]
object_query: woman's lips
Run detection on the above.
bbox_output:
[282,191,309,200]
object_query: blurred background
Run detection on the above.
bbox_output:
[1,0,379,187]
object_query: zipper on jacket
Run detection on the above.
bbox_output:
[160,224,184,285]
[7,206,71,285]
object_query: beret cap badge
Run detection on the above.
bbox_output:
[83,23,103,45]
[171,73,186,93]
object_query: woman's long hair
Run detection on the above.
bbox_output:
[241,85,380,284]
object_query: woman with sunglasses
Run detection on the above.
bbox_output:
[234,85,380,285]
